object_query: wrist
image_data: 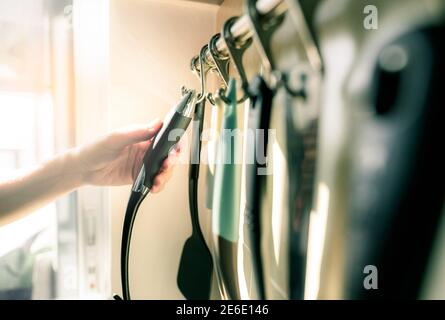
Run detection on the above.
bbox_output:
[61,148,85,189]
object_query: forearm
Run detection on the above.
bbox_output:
[0,121,174,226]
[0,150,83,226]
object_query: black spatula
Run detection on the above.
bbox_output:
[177,99,213,299]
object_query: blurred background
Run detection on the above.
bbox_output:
[0,0,108,299]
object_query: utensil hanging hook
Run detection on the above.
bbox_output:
[246,0,306,98]
[191,45,214,104]
[206,33,231,105]
[220,16,253,104]
[246,0,284,76]
[283,0,323,73]
[208,33,230,88]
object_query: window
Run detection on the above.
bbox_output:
[0,92,57,299]
[0,0,111,300]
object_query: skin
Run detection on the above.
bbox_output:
[0,119,179,227]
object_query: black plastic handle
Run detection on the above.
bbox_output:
[143,112,192,189]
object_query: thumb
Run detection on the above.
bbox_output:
[112,119,163,148]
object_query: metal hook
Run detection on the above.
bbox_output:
[208,33,230,88]
[246,0,306,98]
[198,45,210,103]
[207,34,230,105]
[190,55,203,93]
[283,0,323,73]
[206,92,217,106]
[216,87,231,105]
[221,16,252,103]
[280,71,307,99]
[245,0,284,75]
[191,45,214,104]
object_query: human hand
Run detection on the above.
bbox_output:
[73,119,180,193]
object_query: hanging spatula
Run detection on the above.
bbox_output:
[177,99,213,299]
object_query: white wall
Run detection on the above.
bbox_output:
[109,0,218,298]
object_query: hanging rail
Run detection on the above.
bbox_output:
[193,0,287,69]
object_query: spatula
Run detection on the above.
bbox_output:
[177,99,213,299]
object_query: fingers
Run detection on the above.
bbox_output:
[151,145,181,193]
[160,144,181,172]
[131,139,153,181]
[111,119,163,149]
